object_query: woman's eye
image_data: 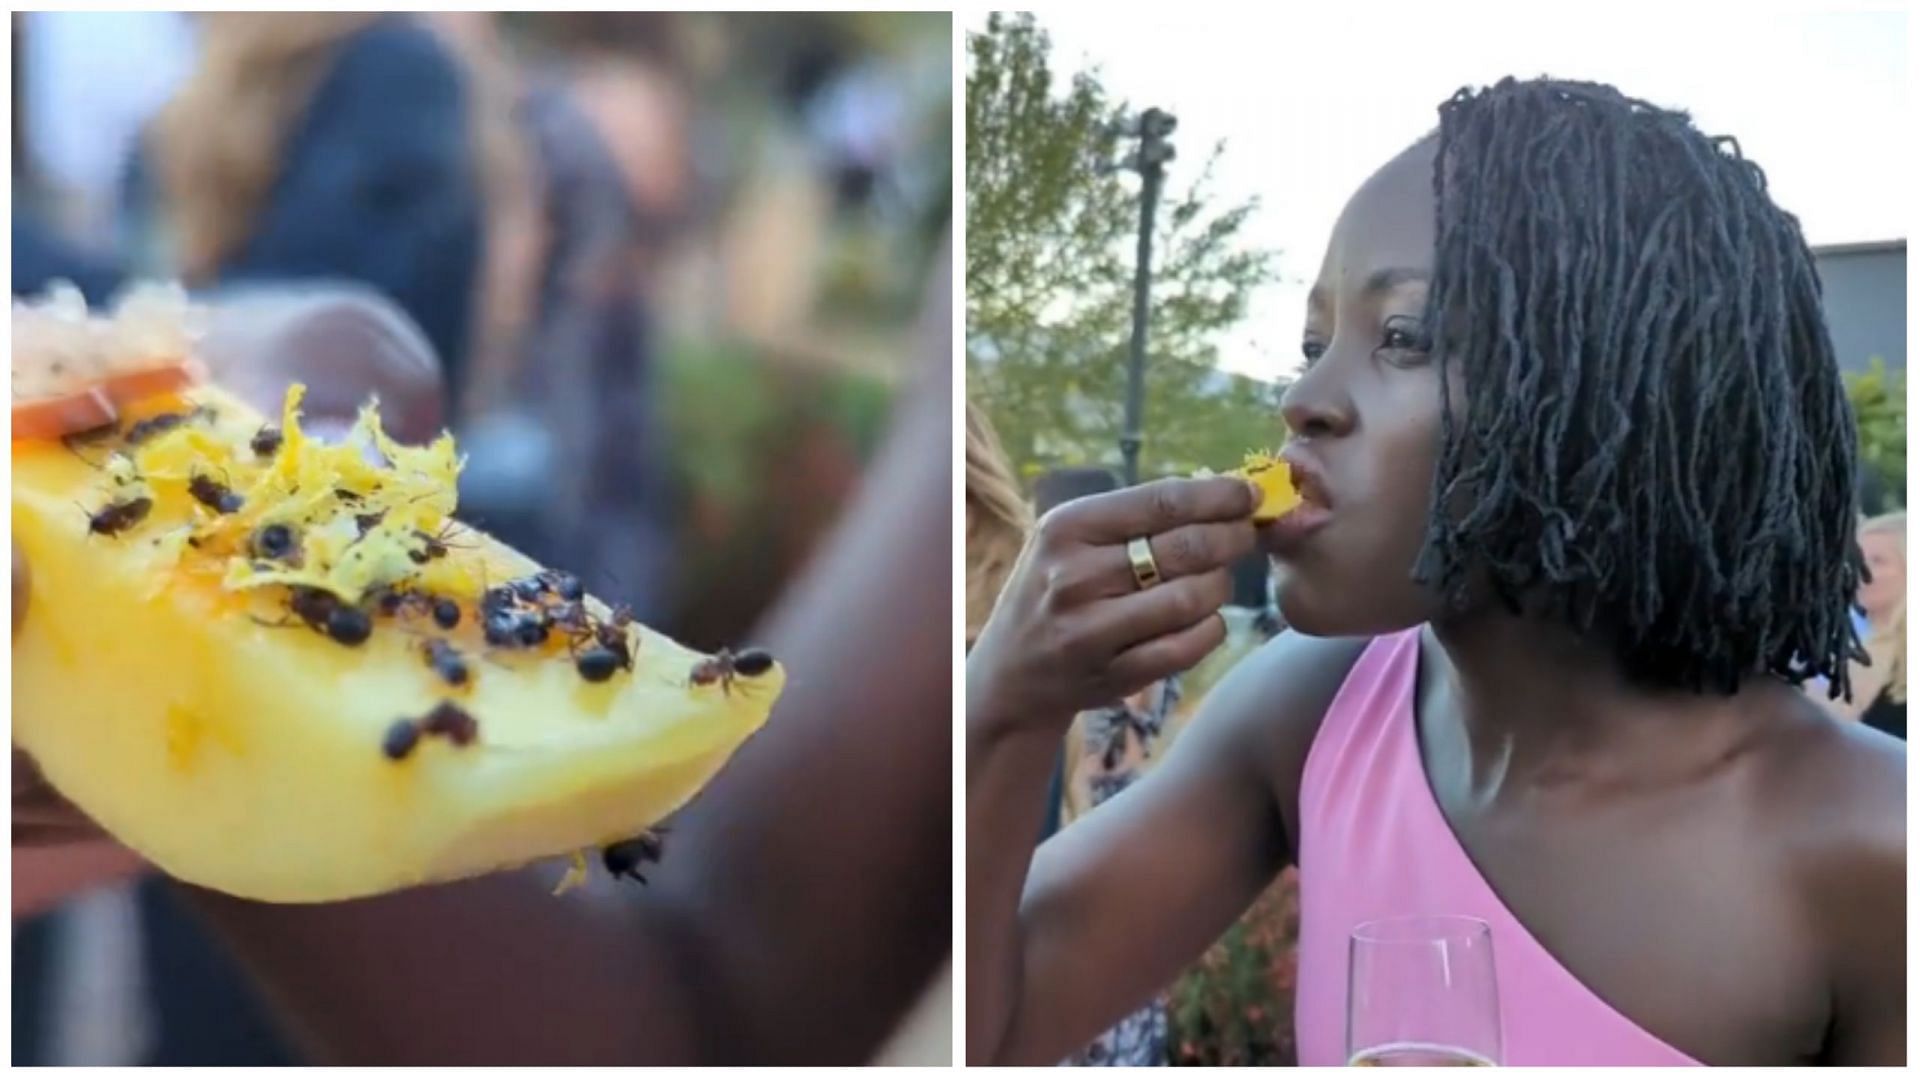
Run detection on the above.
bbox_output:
[1377,317,1432,360]
[1301,339,1328,365]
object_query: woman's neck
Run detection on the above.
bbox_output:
[1426,610,1765,797]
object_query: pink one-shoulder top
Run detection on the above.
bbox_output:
[1293,630,1700,1066]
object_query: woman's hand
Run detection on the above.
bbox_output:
[12,286,445,920]
[966,476,1260,738]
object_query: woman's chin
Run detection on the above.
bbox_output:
[1276,571,1430,640]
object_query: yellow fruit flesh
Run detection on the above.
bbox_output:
[1230,452,1302,523]
[12,384,781,902]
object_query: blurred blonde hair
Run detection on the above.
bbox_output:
[152,15,541,411]
[1854,512,1905,707]
[966,400,1031,648]
[152,14,383,281]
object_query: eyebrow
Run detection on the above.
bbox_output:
[1306,266,1431,318]
[1362,266,1430,295]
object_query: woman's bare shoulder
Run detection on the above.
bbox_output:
[1174,631,1376,825]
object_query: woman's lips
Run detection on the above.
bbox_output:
[1260,501,1332,553]
[1264,447,1334,554]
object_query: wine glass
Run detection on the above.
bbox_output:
[1347,915,1502,1067]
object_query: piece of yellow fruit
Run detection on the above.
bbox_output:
[1229,451,1302,523]
[12,380,782,903]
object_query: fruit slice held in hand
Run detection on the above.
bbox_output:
[11,287,782,903]
[1229,451,1302,523]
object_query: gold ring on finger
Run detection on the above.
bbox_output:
[1126,536,1162,591]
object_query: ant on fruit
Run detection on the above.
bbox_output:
[124,409,199,445]
[262,586,372,646]
[249,522,301,563]
[250,424,283,458]
[479,603,551,649]
[187,473,245,514]
[602,828,667,885]
[82,495,153,537]
[421,639,471,687]
[688,647,774,696]
[381,701,480,759]
[420,700,479,745]
[536,569,585,602]
[370,586,457,629]
[409,522,473,564]
[382,719,422,761]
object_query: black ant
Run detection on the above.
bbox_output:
[574,644,623,683]
[601,828,667,884]
[250,522,300,563]
[250,424,283,458]
[382,701,480,758]
[480,604,549,648]
[548,600,591,637]
[370,587,458,631]
[507,574,547,602]
[84,496,153,537]
[419,700,479,746]
[689,647,774,695]
[382,719,422,761]
[281,586,372,646]
[124,410,195,445]
[422,639,471,687]
[409,523,472,565]
[187,473,244,514]
[536,569,585,602]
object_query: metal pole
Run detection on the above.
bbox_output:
[1120,167,1161,485]
[1118,108,1173,486]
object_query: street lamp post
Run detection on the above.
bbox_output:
[1112,107,1177,486]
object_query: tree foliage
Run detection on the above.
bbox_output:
[966,12,1282,480]
[1845,356,1906,513]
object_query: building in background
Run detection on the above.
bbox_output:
[1814,239,1906,373]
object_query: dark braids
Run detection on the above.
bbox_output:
[1413,77,1866,697]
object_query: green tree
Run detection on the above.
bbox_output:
[1845,356,1905,513]
[966,12,1282,481]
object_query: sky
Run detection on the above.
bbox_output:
[968,5,1909,381]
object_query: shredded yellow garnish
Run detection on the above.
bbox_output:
[120,383,468,605]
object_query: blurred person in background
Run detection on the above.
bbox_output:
[1847,513,1905,739]
[452,12,691,622]
[966,399,1032,650]
[16,11,194,242]
[137,13,510,397]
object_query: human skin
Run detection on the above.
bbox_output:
[965,140,1904,1066]
[12,287,444,919]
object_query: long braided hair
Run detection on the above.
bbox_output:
[1414,77,1866,697]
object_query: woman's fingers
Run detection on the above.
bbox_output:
[1108,611,1230,692]
[1091,569,1234,654]
[1098,521,1256,596]
[1047,476,1259,546]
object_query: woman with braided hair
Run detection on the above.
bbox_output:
[967,77,1902,1065]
